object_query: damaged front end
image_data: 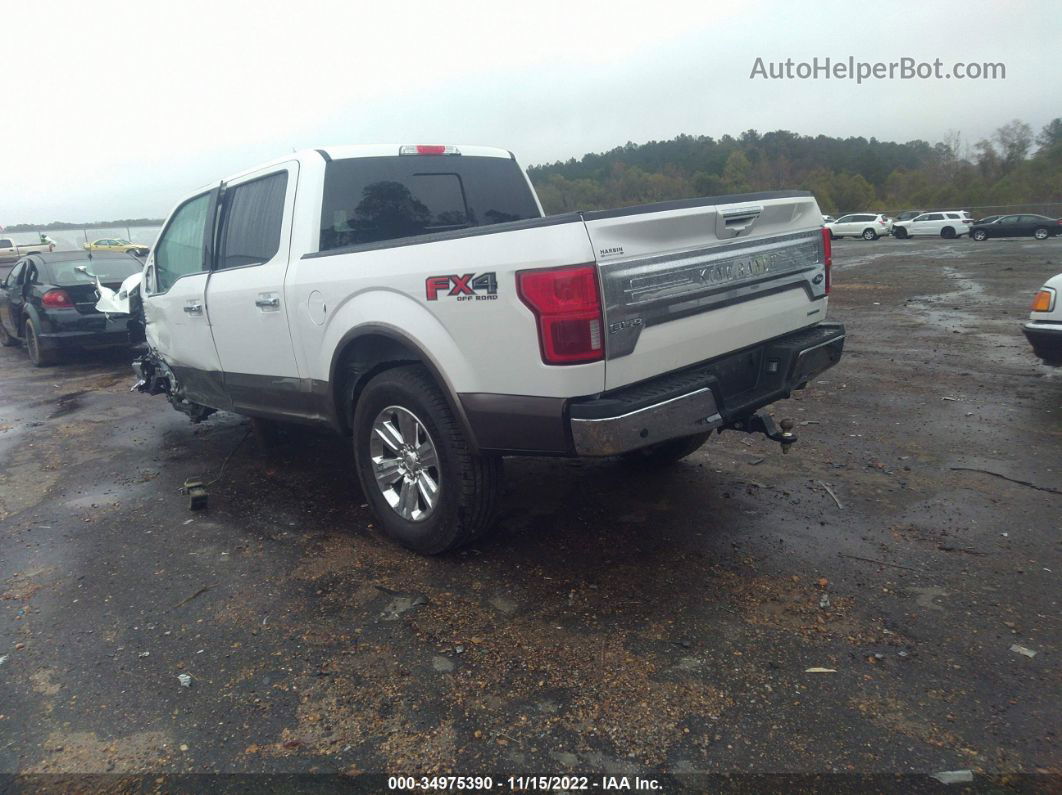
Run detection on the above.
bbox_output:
[132,352,216,423]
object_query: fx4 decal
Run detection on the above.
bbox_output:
[425,272,499,302]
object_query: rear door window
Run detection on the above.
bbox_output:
[217,171,287,269]
[319,155,540,251]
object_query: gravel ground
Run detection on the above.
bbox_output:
[0,236,1059,789]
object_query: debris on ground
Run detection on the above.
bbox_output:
[173,586,211,609]
[931,770,973,785]
[805,667,836,673]
[377,587,429,621]
[817,480,843,509]
[138,651,150,658]
[181,479,208,510]
[1009,644,1037,658]
[178,674,192,688]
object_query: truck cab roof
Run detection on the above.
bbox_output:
[201,145,516,193]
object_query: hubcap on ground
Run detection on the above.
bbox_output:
[369,405,440,522]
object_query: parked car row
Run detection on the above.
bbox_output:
[824,210,1062,241]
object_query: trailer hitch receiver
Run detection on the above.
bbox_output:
[742,411,798,454]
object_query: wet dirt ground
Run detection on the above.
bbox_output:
[1,237,1059,787]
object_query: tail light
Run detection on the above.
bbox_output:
[1031,288,1056,313]
[517,264,603,365]
[42,289,74,308]
[820,226,832,295]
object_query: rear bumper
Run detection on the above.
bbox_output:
[38,314,133,351]
[569,322,846,456]
[1023,321,1062,365]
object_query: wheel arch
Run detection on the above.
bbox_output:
[327,325,480,451]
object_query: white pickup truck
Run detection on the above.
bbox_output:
[131,144,845,553]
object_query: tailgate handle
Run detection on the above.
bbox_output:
[718,206,763,238]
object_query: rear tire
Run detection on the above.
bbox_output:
[0,320,17,347]
[972,229,988,241]
[1033,227,1049,240]
[25,320,57,367]
[353,364,501,554]
[941,227,956,239]
[862,229,877,241]
[621,433,710,467]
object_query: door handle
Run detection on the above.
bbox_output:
[255,296,280,309]
[183,303,203,314]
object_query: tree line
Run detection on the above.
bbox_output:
[3,218,164,232]
[528,118,1062,216]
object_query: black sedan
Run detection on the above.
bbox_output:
[0,252,143,366]
[970,214,1062,241]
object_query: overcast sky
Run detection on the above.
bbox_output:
[3,0,1059,223]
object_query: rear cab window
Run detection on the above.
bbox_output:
[319,155,541,251]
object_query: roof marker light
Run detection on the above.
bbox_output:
[399,145,461,156]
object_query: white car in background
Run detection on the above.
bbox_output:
[892,211,974,239]
[1023,273,1062,366]
[825,213,891,240]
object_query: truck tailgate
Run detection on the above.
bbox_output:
[583,192,829,390]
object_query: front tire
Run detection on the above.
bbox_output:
[862,229,878,241]
[894,227,909,240]
[621,433,710,467]
[1033,227,1049,240]
[972,229,988,241]
[353,365,501,554]
[25,320,57,367]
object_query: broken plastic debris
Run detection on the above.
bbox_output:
[1010,644,1037,658]
[804,667,836,673]
[94,271,144,315]
[931,770,973,785]
[178,673,193,687]
[0,655,7,667]
[138,651,150,658]
[819,593,831,609]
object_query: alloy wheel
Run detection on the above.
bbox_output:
[369,405,440,522]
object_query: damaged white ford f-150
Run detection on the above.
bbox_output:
[126,144,845,553]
